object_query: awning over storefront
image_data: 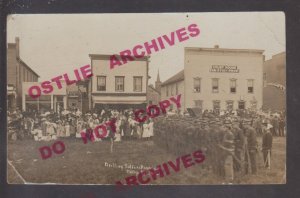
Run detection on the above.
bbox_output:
[92,95,147,110]
[92,95,146,104]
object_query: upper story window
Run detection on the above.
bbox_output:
[97,76,106,91]
[263,73,267,87]
[115,76,125,92]
[247,79,254,93]
[133,76,142,92]
[230,79,237,93]
[171,85,174,96]
[212,78,219,93]
[27,70,30,82]
[193,77,201,92]
[166,85,169,96]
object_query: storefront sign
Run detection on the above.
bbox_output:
[210,65,239,73]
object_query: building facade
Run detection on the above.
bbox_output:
[7,37,39,110]
[184,46,264,111]
[66,80,89,113]
[89,54,149,110]
[263,52,286,111]
[22,82,67,113]
[146,70,161,105]
[160,70,185,110]
[147,85,161,105]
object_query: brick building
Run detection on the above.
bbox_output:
[263,52,286,111]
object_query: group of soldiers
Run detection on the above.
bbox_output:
[153,113,273,183]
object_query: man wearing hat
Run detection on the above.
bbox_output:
[208,120,219,175]
[219,120,235,181]
[262,121,273,169]
[214,120,225,176]
[243,119,258,175]
[232,120,245,173]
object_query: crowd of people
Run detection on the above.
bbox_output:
[154,109,286,183]
[7,108,154,142]
[8,106,285,182]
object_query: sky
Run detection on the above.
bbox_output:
[7,12,285,84]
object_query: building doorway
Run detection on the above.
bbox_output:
[213,100,220,114]
[238,101,245,109]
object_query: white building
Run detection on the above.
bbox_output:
[160,46,264,112]
[88,54,149,109]
[160,70,185,110]
[185,46,264,111]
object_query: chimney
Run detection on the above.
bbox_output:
[15,37,20,58]
[214,45,219,49]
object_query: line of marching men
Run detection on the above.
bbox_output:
[153,114,273,183]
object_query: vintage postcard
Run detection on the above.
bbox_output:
[7,12,286,185]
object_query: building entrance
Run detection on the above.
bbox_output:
[238,101,245,109]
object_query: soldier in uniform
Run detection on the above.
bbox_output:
[208,119,219,175]
[214,120,225,177]
[262,121,273,169]
[219,120,235,182]
[232,120,245,173]
[243,119,258,175]
[201,120,210,170]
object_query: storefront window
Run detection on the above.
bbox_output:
[25,102,38,112]
[39,95,51,113]
[250,100,257,109]
[213,100,220,113]
[226,100,234,111]
[194,100,203,108]
[238,101,245,109]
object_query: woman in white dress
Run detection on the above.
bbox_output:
[65,121,70,137]
[142,120,150,139]
[76,119,83,138]
[148,119,154,140]
[56,120,64,137]
[114,118,122,142]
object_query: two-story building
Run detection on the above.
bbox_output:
[88,54,149,110]
[160,45,264,112]
[263,52,286,111]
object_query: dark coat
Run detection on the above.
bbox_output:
[262,131,273,150]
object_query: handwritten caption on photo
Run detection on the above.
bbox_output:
[115,150,205,186]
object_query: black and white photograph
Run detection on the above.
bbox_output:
[6,12,286,185]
